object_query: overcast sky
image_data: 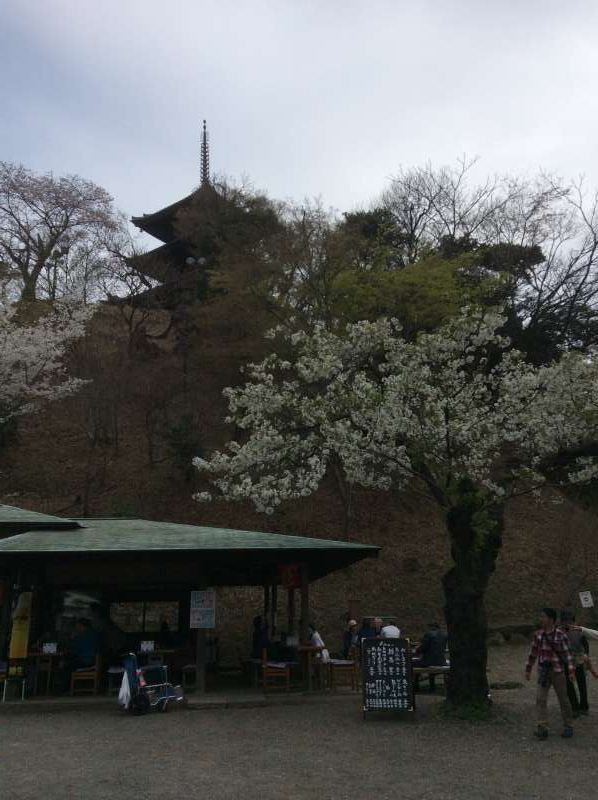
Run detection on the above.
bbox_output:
[2,0,598,226]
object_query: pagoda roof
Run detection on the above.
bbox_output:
[115,264,207,310]
[131,193,196,242]
[128,240,193,283]
[131,183,218,243]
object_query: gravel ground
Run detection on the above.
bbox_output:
[1,645,596,800]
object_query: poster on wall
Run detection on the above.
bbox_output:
[9,591,33,659]
[579,591,594,609]
[279,563,302,590]
[190,588,216,629]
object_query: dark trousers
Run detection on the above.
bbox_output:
[566,665,588,712]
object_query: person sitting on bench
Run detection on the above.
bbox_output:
[413,622,447,692]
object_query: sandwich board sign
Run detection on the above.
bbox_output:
[190,588,216,629]
[362,637,414,717]
[579,591,594,609]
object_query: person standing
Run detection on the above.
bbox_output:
[525,607,576,739]
[342,620,359,658]
[559,610,589,717]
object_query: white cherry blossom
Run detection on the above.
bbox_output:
[0,299,94,423]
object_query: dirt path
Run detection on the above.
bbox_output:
[1,644,595,800]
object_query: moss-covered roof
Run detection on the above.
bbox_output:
[0,517,378,555]
[0,504,80,536]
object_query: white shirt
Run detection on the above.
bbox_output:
[310,630,330,662]
[381,625,401,639]
[580,626,598,641]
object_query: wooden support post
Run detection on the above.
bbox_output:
[287,588,295,635]
[195,628,207,694]
[271,583,278,637]
[300,564,309,645]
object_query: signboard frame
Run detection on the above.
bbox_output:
[362,637,415,718]
[190,588,216,630]
[579,590,594,609]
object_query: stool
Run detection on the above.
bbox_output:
[2,661,27,703]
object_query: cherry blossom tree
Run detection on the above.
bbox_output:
[194,310,598,708]
[0,162,120,302]
[0,300,94,427]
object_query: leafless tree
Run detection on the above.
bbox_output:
[0,162,121,301]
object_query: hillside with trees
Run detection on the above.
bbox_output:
[2,159,598,705]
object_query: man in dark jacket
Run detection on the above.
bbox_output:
[413,622,448,693]
[417,623,448,667]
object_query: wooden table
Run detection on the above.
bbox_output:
[298,645,325,691]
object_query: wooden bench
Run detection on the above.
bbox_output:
[412,665,450,693]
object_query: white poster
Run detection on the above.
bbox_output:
[190,588,216,629]
[579,590,594,609]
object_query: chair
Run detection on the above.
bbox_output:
[70,655,102,696]
[182,664,197,691]
[33,655,56,696]
[1,659,27,702]
[328,648,360,692]
[261,648,291,692]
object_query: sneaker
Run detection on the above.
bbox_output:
[534,726,548,740]
[561,726,574,738]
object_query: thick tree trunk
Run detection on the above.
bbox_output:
[20,279,37,302]
[442,483,504,707]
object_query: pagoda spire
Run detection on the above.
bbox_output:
[200,119,210,187]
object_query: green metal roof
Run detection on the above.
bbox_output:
[0,504,80,537]
[0,517,379,555]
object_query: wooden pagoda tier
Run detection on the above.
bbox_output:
[130,183,218,294]
[131,193,196,244]
[129,240,193,284]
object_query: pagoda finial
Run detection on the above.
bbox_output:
[200,119,210,187]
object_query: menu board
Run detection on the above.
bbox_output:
[362,637,414,715]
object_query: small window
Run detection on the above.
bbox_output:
[110,601,179,633]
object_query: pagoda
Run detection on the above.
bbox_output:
[128,120,216,306]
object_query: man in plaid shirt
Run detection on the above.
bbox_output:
[525,607,575,739]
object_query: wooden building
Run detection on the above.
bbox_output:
[0,504,378,693]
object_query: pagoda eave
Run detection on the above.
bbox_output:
[131,192,197,241]
[128,240,194,283]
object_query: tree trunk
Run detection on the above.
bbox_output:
[442,483,504,707]
[20,278,37,302]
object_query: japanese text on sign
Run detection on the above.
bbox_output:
[362,638,414,714]
[190,588,216,629]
